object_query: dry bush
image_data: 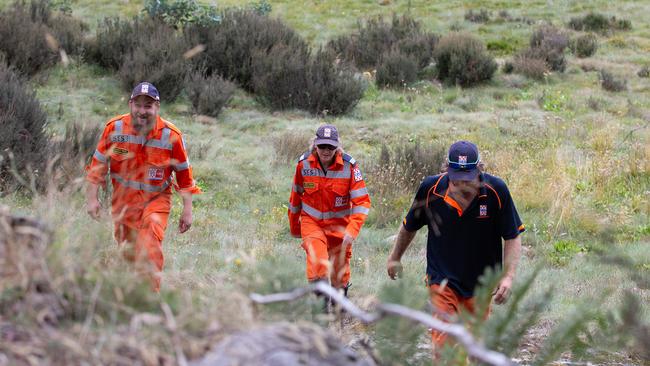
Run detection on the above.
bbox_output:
[568,12,632,33]
[272,131,310,165]
[365,141,446,227]
[328,14,437,70]
[433,32,497,87]
[600,70,627,92]
[0,64,49,193]
[375,48,419,88]
[512,55,549,80]
[570,33,598,58]
[185,9,307,92]
[524,25,568,72]
[48,121,102,185]
[637,67,649,78]
[464,9,490,23]
[185,70,236,118]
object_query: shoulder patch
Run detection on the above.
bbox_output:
[297,151,311,162]
[342,153,356,165]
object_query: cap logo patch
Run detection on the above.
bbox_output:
[142,84,149,93]
[458,155,467,164]
[324,128,331,137]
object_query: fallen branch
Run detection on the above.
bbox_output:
[250,282,516,366]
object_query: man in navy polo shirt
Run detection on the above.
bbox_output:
[386,140,524,352]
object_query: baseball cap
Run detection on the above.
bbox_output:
[130,82,160,101]
[314,124,339,147]
[447,140,480,181]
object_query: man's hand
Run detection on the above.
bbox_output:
[494,275,513,304]
[387,259,403,280]
[179,210,192,233]
[86,198,101,221]
[342,233,355,247]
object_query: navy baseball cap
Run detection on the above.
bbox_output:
[130,82,160,101]
[447,141,480,181]
[314,124,339,147]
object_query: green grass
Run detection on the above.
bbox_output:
[1,0,649,364]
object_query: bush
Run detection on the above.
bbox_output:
[272,131,310,165]
[185,9,307,92]
[48,121,102,184]
[600,70,626,92]
[185,71,235,118]
[464,9,490,23]
[0,0,86,76]
[375,49,418,88]
[251,46,365,115]
[523,25,568,72]
[90,17,190,101]
[143,0,220,28]
[502,60,514,74]
[433,32,497,87]
[568,13,632,33]
[637,67,649,78]
[570,33,598,58]
[328,14,438,70]
[0,64,49,193]
[512,55,549,80]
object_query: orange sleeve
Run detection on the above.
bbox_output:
[171,133,201,194]
[345,163,371,238]
[85,123,112,187]
[288,161,303,237]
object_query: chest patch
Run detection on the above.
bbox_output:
[335,195,349,207]
[478,204,489,218]
[303,182,316,189]
[114,147,129,155]
[302,168,320,177]
[147,167,165,180]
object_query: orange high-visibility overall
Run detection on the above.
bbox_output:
[288,151,371,288]
[86,114,200,291]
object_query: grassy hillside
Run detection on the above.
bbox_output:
[1,0,648,364]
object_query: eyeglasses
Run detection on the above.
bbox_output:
[447,157,480,170]
[317,144,336,150]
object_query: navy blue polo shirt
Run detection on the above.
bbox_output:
[403,173,524,298]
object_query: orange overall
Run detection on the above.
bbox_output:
[86,114,200,291]
[288,151,371,288]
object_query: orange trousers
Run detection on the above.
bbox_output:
[429,284,489,348]
[300,220,352,289]
[113,205,169,292]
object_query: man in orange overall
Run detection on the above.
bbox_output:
[86,82,201,291]
[288,124,371,307]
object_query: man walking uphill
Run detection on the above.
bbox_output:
[86,82,201,292]
[288,125,371,304]
[386,141,524,355]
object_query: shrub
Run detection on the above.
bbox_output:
[375,49,418,88]
[0,64,49,192]
[486,39,518,55]
[328,14,438,71]
[512,56,549,80]
[185,71,235,118]
[464,9,490,23]
[523,25,568,72]
[143,0,220,28]
[637,67,649,78]
[252,46,365,115]
[48,121,102,184]
[185,9,307,91]
[0,0,86,76]
[272,131,310,165]
[433,32,497,87]
[570,33,598,58]
[600,70,626,92]
[568,13,632,33]
[502,60,514,74]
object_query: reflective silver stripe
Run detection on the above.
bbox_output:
[288,203,302,214]
[302,203,353,220]
[292,184,304,193]
[114,120,123,134]
[350,187,368,199]
[302,160,311,169]
[93,150,107,163]
[351,206,370,215]
[327,162,351,179]
[174,161,190,171]
[111,173,172,192]
[146,128,173,149]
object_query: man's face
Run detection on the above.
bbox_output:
[129,95,159,134]
[448,176,480,196]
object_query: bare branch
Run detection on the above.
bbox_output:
[250,282,516,366]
